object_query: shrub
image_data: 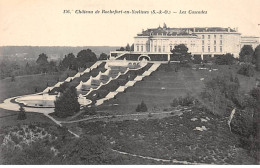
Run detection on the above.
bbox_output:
[17,105,26,120]
[237,64,254,77]
[193,55,202,64]
[83,106,97,116]
[140,101,148,112]
[171,94,194,107]
[215,53,234,65]
[136,104,141,112]
[136,101,148,112]
[171,98,179,107]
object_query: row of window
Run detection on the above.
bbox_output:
[202,40,222,45]
[202,46,222,52]
[202,34,223,39]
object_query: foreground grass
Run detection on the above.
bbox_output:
[75,106,256,164]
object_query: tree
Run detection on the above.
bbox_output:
[215,53,234,65]
[193,55,202,64]
[116,47,125,51]
[125,43,130,51]
[99,53,108,60]
[36,53,49,73]
[136,101,148,112]
[170,44,192,62]
[237,64,254,77]
[254,45,260,71]
[239,45,254,63]
[36,53,48,66]
[76,49,97,68]
[130,44,134,51]
[54,86,80,118]
[17,105,26,120]
[60,53,78,71]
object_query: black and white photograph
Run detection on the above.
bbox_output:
[0,0,259,165]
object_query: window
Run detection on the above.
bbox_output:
[214,35,216,39]
[154,46,157,52]
[220,40,222,45]
[137,46,139,51]
[208,35,210,39]
[220,35,223,39]
[158,46,161,52]
[141,46,143,52]
[220,46,222,52]
[202,35,204,39]
[208,46,210,52]
[214,46,216,52]
[163,46,165,52]
[202,46,204,52]
[214,40,216,45]
[170,45,172,51]
[202,40,204,45]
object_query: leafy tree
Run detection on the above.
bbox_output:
[76,49,97,68]
[215,53,234,65]
[60,53,78,71]
[136,100,148,112]
[237,64,254,77]
[36,53,48,66]
[239,45,254,63]
[54,86,80,118]
[193,55,202,64]
[99,53,108,60]
[254,45,260,71]
[125,43,130,51]
[130,44,134,51]
[170,44,192,63]
[116,47,125,51]
[17,105,26,120]
[136,104,141,112]
[36,53,49,73]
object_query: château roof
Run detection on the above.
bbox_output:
[137,24,237,37]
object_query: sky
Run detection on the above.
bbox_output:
[0,0,260,46]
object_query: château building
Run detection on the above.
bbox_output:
[111,24,259,61]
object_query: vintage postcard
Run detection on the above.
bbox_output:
[0,0,259,165]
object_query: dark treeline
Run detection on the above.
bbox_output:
[0,49,109,79]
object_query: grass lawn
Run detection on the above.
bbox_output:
[0,70,76,102]
[0,70,76,127]
[97,64,260,115]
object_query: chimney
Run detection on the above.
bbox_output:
[228,27,230,32]
[193,27,195,32]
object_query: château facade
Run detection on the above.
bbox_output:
[110,24,259,61]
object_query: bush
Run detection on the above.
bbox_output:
[171,94,194,107]
[237,64,254,77]
[83,106,97,116]
[193,55,202,64]
[136,101,148,112]
[17,105,26,120]
[215,53,234,65]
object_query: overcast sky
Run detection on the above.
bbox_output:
[0,0,260,46]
